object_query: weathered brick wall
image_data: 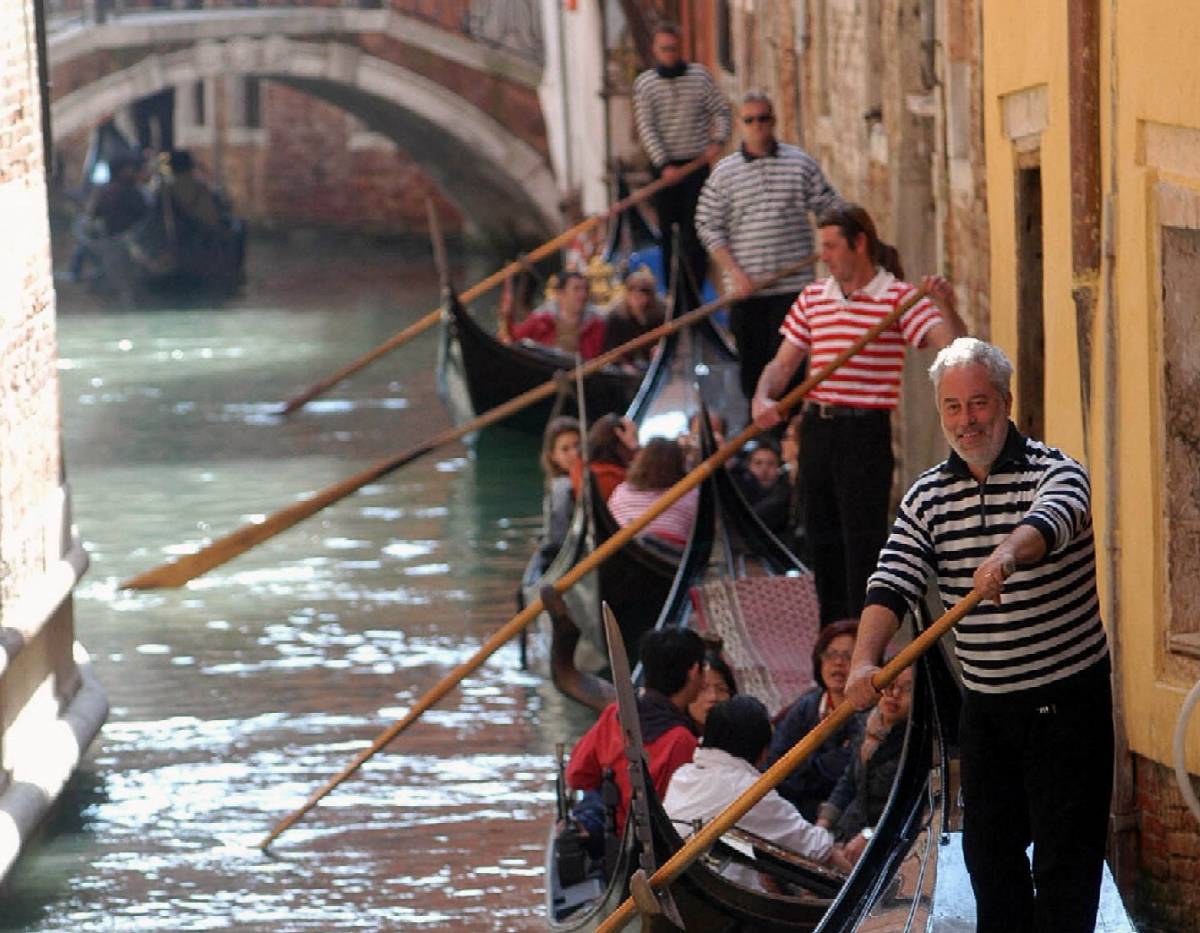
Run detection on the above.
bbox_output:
[1135,753,1200,932]
[0,0,64,607]
[226,82,463,234]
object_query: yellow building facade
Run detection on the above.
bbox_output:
[984,0,1200,922]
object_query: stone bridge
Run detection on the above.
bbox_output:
[46,0,561,240]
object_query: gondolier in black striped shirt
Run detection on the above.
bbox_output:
[845,337,1114,933]
[632,23,731,297]
[694,91,841,403]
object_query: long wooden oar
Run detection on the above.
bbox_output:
[593,588,984,933]
[277,155,711,416]
[257,284,929,850]
[121,256,817,591]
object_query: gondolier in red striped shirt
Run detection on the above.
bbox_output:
[752,203,966,626]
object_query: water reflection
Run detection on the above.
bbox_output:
[2,235,594,931]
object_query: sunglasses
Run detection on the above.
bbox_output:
[742,114,774,124]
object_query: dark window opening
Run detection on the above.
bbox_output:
[1014,162,1045,441]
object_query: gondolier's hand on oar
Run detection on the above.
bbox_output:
[751,340,808,429]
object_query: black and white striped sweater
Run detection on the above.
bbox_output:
[694,142,840,296]
[632,64,731,168]
[865,424,1110,695]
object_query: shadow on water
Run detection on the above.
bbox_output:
[1,232,595,931]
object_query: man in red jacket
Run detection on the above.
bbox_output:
[566,627,705,834]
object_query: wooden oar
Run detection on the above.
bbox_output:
[120,256,817,591]
[257,284,928,850]
[277,155,711,415]
[593,587,984,933]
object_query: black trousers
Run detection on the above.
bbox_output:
[960,662,1115,933]
[730,292,801,403]
[653,161,709,299]
[799,407,892,626]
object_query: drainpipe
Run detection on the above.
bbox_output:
[1067,0,1101,453]
[556,0,574,191]
[1096,0,1138,896]
[32,0,54,173]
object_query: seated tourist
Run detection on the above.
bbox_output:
[502,270,606,360]
[602,266,665,363]
[733,437,791,536]
[779,412,809,562]
[537,416,581,566]
[687,649,738,732]
[566,627,705,837]
[817,664,914,866]
[569,413,640,502]
[607,438,698,550]
[664,695,849,891]
[678,410,727,469]
[763,620,858,820]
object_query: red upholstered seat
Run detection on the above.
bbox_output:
[690,574,821,718]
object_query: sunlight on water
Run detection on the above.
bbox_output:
[0,237,597,932]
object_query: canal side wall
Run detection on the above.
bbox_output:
[0,0,108,884]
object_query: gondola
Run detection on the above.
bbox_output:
[544,409,965,932]
[436,190,661,435]
[516,280,742,703]
[68,123,246,306]
[74,190,245,306]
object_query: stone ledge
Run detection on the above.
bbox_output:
[0,646,108,883]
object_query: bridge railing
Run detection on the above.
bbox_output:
[44,0,544,64]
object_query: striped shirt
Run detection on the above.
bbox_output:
[865,425,1110,695]
[632,64,731,168]
[695,142,840,296]
[780,270,942,408]
[607,483,698,549]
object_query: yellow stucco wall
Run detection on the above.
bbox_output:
[1109,1,1200,771]
[983,0,1200,772]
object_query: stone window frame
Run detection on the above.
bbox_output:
[1149,170,1200,665]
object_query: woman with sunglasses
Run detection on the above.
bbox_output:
[761,619,858,821]
[816,662,916,866]
[601,267,665,364]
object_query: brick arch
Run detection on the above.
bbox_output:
[50,37,560,242]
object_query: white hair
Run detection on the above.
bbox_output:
[740,90,774,111]
[928,337,1013,395]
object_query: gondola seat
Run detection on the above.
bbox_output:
[689,575,821,717]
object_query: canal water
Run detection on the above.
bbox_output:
[1,235,593,931]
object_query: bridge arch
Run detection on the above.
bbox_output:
[50,36,561,243]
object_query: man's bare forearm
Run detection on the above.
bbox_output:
[850,604,899,672]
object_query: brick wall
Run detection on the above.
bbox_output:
[1135,753,1200,932]
[0,0,64,606]
[217,82,464,235]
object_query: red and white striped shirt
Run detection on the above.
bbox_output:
[607,483,698,549]
[779,270,943,409]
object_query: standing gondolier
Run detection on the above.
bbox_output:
[846,337,1114,933]
[695,91,842,405]
[633,22,731,297]
[752,203,964,625]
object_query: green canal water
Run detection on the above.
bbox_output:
[0,235,593,931]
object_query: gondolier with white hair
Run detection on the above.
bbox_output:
[845,337,1114,933]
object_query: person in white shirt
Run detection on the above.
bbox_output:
[663,694,851,890]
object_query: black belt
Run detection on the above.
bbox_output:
[803,401,883,419]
